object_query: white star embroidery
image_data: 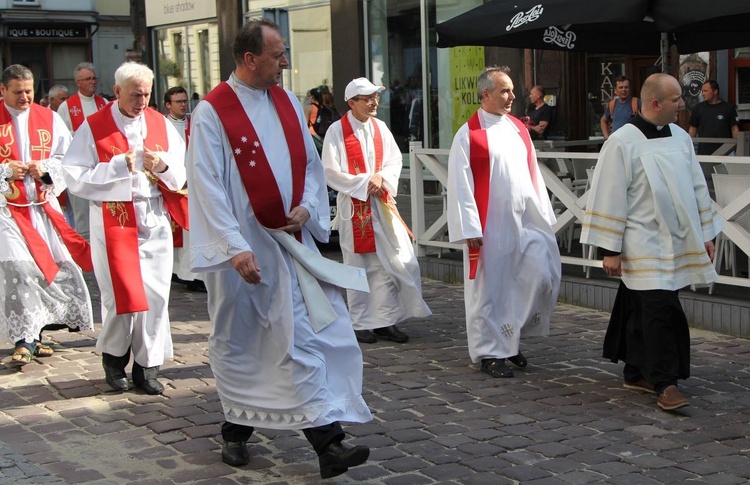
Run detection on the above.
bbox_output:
[251,149,256,154]
[241,136,248,143]
[253,141,260,147]
[249,161,257,167]
[234,148,242,155]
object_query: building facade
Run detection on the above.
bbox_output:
[0,0,130,99]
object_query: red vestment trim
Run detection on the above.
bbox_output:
[0,104,92,284]
[203,82,306,239]
[87,106,173,314]
[67,93,107,132]
[467,111,538,280]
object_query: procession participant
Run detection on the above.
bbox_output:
[0,64,93,367]
[321,77,431,344]
[186,18,372,478]
[447,66,561,379]
[62,62,186,394]
[163,86,204,292]
[582,73,722,411]
[57,62,108,240]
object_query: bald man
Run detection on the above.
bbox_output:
[581,73,722,412]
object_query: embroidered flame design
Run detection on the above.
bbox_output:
[353,200,372,238]
[5,182,21,201]
[0,123,14,162]
[105,202,129,228]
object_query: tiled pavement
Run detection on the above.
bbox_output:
[2,266,750,484]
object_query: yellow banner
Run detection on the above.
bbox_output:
[449,46,485,134]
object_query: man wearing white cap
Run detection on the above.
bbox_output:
[322,77,431,344]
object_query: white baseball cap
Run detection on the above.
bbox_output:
[344,77,385,102]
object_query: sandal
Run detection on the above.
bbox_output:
[508,352,528,368]
[34,343,54,357]
[480,358,514,378]
[7,346,32,368]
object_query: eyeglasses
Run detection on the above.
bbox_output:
[77,77,98,82]
[170,99,189,104]
[353,94,380,105]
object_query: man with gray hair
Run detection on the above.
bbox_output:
[47,85,68,112]
[57,62,108,240]
[63,62,186,395]
[447,66,561,379]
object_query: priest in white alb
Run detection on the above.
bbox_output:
[185,19,372,479]
[321,77,431,345]
[62,62,187,395]
[447,66,561,379]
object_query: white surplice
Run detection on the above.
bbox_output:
[580,123,721,291]
[321,112,431,330]
[61,102,186,367]
[186,76,372,429]
[447,110,561,363]
[0,105,93,345]
[165,114,199,282]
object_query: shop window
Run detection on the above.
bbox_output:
[172,32,184,79]
[12,0,40,5]
[198,29,211,97]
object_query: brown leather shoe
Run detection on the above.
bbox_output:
[657,385,689,411]
[623,378,655,393]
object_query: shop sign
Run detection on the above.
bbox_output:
[146,0,217,27]
[7,25,88,39]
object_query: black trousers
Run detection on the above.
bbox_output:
[603,282,690,394]
[221,421,344,456]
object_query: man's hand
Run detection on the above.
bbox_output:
[124,149,136,172]
[143,147,166,173]
[6,161,27,181]
[26,160,45,180]
[279,206,310,234]
[367,173,386,197]
[232,251,261,284]
[602,255,622,277]
[466,237,483,250]
[705,241,715,262]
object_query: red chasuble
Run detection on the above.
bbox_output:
[467,111,539,280]
[203,82,306,239]
[87,105,184,314]
[66,93,107,132]
[0,104,92,284]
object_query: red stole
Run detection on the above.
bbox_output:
[165,114,190,247]
[467,111,539,280]
[0,104,92,284]
[67,93,107,132]
[342,115,383,253]
[203,82,306,238]
[87,105,174,314]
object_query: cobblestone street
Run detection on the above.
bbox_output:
[2,271,750,484]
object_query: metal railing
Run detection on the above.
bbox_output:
[409,137,750,291]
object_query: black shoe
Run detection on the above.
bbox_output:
[102,353,129,391]
[373,325,409,343]
[172,274,188,285]
[481,358,514,378]
[354,330,377,344]
[318,441,370,479]
[508,352,528,368]
[186,280,207,293]
[132,362,165,395]
[221,441,249,466]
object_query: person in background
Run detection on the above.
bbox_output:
[48,85,69,112]
[688,79,739,156]
[57,62,108,241]
[601,75,641,139]
[523,85,553,139]
[164,86,205,293]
